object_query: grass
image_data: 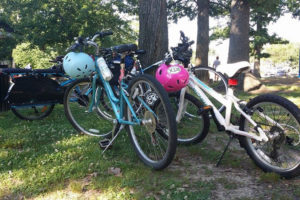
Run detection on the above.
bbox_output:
[0,104,216,199]
[1,79,300,199]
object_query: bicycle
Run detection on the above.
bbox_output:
[63,31,177,170]
[0,56,75,120]
[95,33,223,145]
[165,33,300,178]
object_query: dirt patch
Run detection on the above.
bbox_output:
[261,77,300,86]
[170,133,300,200]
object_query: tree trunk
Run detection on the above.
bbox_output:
[195,0,209,82]
[253,18,262,78]
[228,0,250,63]
[138,0,168,73]
[228,0,262,91]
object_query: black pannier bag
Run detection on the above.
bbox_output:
[7,76,65,105]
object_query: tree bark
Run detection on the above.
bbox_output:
[138,0,168,73]
[228,0,250,63]
[228,0,262,91]
[195,0,209,82]
[253,18,262,78]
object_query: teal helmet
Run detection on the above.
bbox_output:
[63,52,95,78]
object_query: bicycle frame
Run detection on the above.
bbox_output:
[88,56,153,126]
[186,73,269,142]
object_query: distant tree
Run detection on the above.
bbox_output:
[263,43,300,69]
[249,0,287,77]
[138,0,168,69]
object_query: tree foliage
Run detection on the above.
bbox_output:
[12,42,56,69]
[0,0,137,59]
[167,0,230,22]
[263,43,300,68]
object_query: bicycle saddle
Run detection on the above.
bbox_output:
[216,61,250,78]
[110,44,137,53]
[135,49,146,55]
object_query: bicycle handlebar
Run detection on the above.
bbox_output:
[66,30,113,52]
[104,44,137,54]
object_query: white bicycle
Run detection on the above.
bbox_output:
[178,61,300,178]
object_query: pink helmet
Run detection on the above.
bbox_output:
[155,63,189,92]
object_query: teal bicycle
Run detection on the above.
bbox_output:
[63,31,177,170]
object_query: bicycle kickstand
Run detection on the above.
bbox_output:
[99,122,124,154]
[216,133,234,167]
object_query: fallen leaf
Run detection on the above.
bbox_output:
[108,167,122,177]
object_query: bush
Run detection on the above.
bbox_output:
[12,42,57,69]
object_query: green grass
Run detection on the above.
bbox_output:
[1,80,300,199]
[0,105,216,199]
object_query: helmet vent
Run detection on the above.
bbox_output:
[77,68,81,71]
[168,86,174,88]
[65,56,68,60]
[159,69,162,75]
[85,64,88,69]
[177,80,180,84]
[68,59,71,62]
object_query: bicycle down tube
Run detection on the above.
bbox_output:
[89,58,142,126]
[188,73,269,142]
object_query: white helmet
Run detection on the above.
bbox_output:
[63,52,95,78]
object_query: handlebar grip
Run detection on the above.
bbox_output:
[189,41,195,46]
[97,30,113,38]
[66,43,80,52]
[112,44,137,53]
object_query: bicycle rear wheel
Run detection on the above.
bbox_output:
[239,94,300,178]
[169,92,210,145]
[11,104,55,120]
[64,78,114,137]
[192,66,228,113]
[125,74,177,170]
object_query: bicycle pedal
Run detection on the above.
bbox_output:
[198,106,212,115]
[99,139,112,149]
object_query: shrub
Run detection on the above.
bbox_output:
[12,42,57,69]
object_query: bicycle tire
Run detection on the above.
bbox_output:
[125,74,177,170]
[191,66,228,114]
[11,104,55,120]
[239,94,300,178]
[64,78,114,137]
[169,92,210,145]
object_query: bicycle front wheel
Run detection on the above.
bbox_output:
[11,104,55,120]
[64,78,114,137]
[125,74,177,170]
[192,66,228,113]
[239,94,300,178]
[169,92,210,145]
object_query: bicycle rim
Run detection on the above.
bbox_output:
[126,74,177,169]
[168,93,209,144]
[244,101,300,172]
[11,104,55,120]
[64,79,113,137]
[192,66,227,113]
